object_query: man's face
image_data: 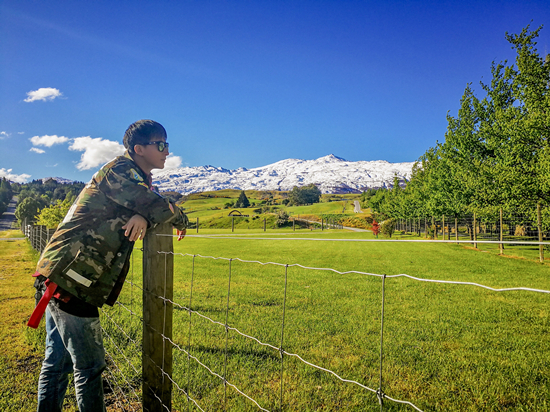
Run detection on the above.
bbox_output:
[137,137,169,171]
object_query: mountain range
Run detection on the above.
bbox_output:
[151,154,415,195]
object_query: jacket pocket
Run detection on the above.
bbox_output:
[61,249,108,288]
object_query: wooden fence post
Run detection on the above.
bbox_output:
[143,222,173,412]
[499,208,504,254]
[455,217,458,244]
[473,213,477,249]
[196,217,199,234]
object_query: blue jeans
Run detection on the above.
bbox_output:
[37,304,107,412]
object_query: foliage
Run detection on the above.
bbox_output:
[368,25,550,223]
[380,218,396,238]
[276,210,289,227]
[234,190,250,208]
[288,184,322,206]
[15,197,44,225]
[0,178,13,218]
[35,196,75,229]
[371,219,380,237]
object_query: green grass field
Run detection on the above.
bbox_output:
[102,229,550,411]
[0,231,45,412]
[3,225,550,411]
[179,189,363,224]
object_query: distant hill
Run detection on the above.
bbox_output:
[41,177,76,184]
[152,154,414,195]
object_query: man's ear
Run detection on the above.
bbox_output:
[133,144,144,156]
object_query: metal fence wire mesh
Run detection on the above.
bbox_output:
[99,239,549,412]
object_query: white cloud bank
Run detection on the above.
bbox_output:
[24,87,63,102]
[69,136,125,170]
[0,131,10,139]
[0,168,31,183]
[151,154,182,176]
[30,147,46,154]
[164,154,182,169]
[30,134,69,147]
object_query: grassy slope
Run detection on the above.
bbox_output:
[179,189,364,222]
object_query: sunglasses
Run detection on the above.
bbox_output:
[142,141,169,152]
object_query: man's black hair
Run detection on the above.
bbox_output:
[123,120,167,154]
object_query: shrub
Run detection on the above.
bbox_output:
[380,218,396,238]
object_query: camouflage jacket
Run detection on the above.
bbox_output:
[36,152,188,307]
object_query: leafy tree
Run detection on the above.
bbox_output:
[288,184,322,206]
[15,197,43,224]
[36,196,75,228]
[380,218,396,238]
[378,24,550,221]
[235,190,250,208]
[371,219,380,238]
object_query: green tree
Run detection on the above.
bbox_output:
[288,184,322,206]
[15,197,43,224]
[235,190,250,208]
[380,218,396,238]
[380,24,550,222]
[36,196,75,228]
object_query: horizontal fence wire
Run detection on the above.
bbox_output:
[169,233,550,246]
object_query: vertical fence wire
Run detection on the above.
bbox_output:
[186,255,196,412]
[377,274,387,411]
[279,264,289,412]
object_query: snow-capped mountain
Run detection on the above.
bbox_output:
[41,177,77,184]
[153,154,414,195]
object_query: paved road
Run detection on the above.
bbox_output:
[353,200,362,213]
[0,196,18,231]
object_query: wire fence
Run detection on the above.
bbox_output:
[394,210,548,243]
[102,226,550,411]
[22,221,550,411]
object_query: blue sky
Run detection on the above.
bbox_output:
[1,0,549,183]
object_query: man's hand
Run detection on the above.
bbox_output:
[122,214,148,241]
[176,229,186,241]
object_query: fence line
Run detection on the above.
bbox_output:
[177,233,550,246]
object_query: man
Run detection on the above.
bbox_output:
[30,120,188,412]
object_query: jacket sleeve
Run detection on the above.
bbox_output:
[97,162,189,230]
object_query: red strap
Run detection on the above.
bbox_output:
[27,281,57,329]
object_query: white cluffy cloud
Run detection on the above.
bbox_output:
[0,131,10,139]
[30,134,69,147]
[30,147,46,154]
[151,154,182,176]
[164,154,182,169]
[0,168,31,183]
[24,87,63,102]
[69,136,125,170]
